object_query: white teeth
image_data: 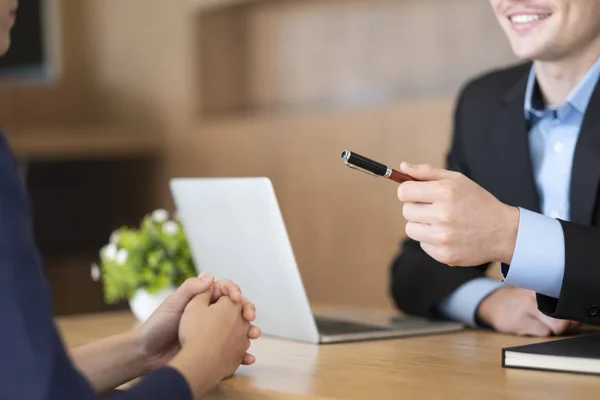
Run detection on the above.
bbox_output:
[510,14,549,24]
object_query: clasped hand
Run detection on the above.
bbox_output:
[135,272,261,373]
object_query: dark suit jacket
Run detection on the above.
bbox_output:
[0,134,192,399]
[390,62,600,325]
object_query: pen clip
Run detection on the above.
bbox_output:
[345,162,380,178]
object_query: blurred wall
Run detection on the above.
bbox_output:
[88,0,517,309]
[8,0,517,310]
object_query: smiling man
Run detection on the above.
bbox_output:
[391,0,600,335]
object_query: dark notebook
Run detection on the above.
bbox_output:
[503,334,600,375]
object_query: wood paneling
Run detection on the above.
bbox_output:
[29,0,518,311]
[6,126,161,160]
[82,0,519,309]
[83,0,196,128]
[199,0,516,114]
[179,0,515,308]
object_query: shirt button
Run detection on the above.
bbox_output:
[588,306,598,317]
[549,210,560,219]
[553,142,565,153]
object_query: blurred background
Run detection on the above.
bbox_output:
[3,0,517,316]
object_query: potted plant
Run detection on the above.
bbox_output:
[91,209,196,322]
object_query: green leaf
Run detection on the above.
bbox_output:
[146,249,165,269]
[159,259,175,275]
[99,213,198,303]
[116,228,149,252]
[102,259,138,304]
[146,274,171,294]
[141,269,155,284]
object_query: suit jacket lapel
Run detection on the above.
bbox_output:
[495,69,541,213]
[570,81,600,225]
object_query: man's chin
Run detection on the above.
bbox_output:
[507,31,566,61]
[510,42,556,62]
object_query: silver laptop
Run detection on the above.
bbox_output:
[170,178,464,344]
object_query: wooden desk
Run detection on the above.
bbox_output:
[57,311,600,400]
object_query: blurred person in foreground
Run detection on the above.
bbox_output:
[392,0,600,335]
[0,1,260,399]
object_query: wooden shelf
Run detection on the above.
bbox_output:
[5,126,163,161]
[45,252,127,315]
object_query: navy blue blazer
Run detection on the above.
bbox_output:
[0,133,192,399]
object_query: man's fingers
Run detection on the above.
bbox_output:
[533,312,571,335]
[213,280,243,303]
[241,353,256,366]
[248,325,262,340]
[420,241,460,267]
[402,203,438,224]
[169,274,215,311]
[405,222,436,244]
[570,320,581,329]
[399,162,453,182]
[520,316,552,337]
[397,181,442,204]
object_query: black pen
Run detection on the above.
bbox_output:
[341,150,415,184]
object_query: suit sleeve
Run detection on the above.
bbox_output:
[109,368,192,399]
[536,220,600,324]
[390,86,491,318]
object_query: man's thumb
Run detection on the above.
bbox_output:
[399,162,447,181]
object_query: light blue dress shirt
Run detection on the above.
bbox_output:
[439,57,600,326]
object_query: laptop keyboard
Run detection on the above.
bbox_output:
[314,316,391,336]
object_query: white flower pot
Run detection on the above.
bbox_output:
[129,287,175,323]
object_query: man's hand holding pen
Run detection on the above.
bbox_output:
[340,151,520,267]
[396,162,520,267]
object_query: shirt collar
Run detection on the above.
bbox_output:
[524,56,600,118]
